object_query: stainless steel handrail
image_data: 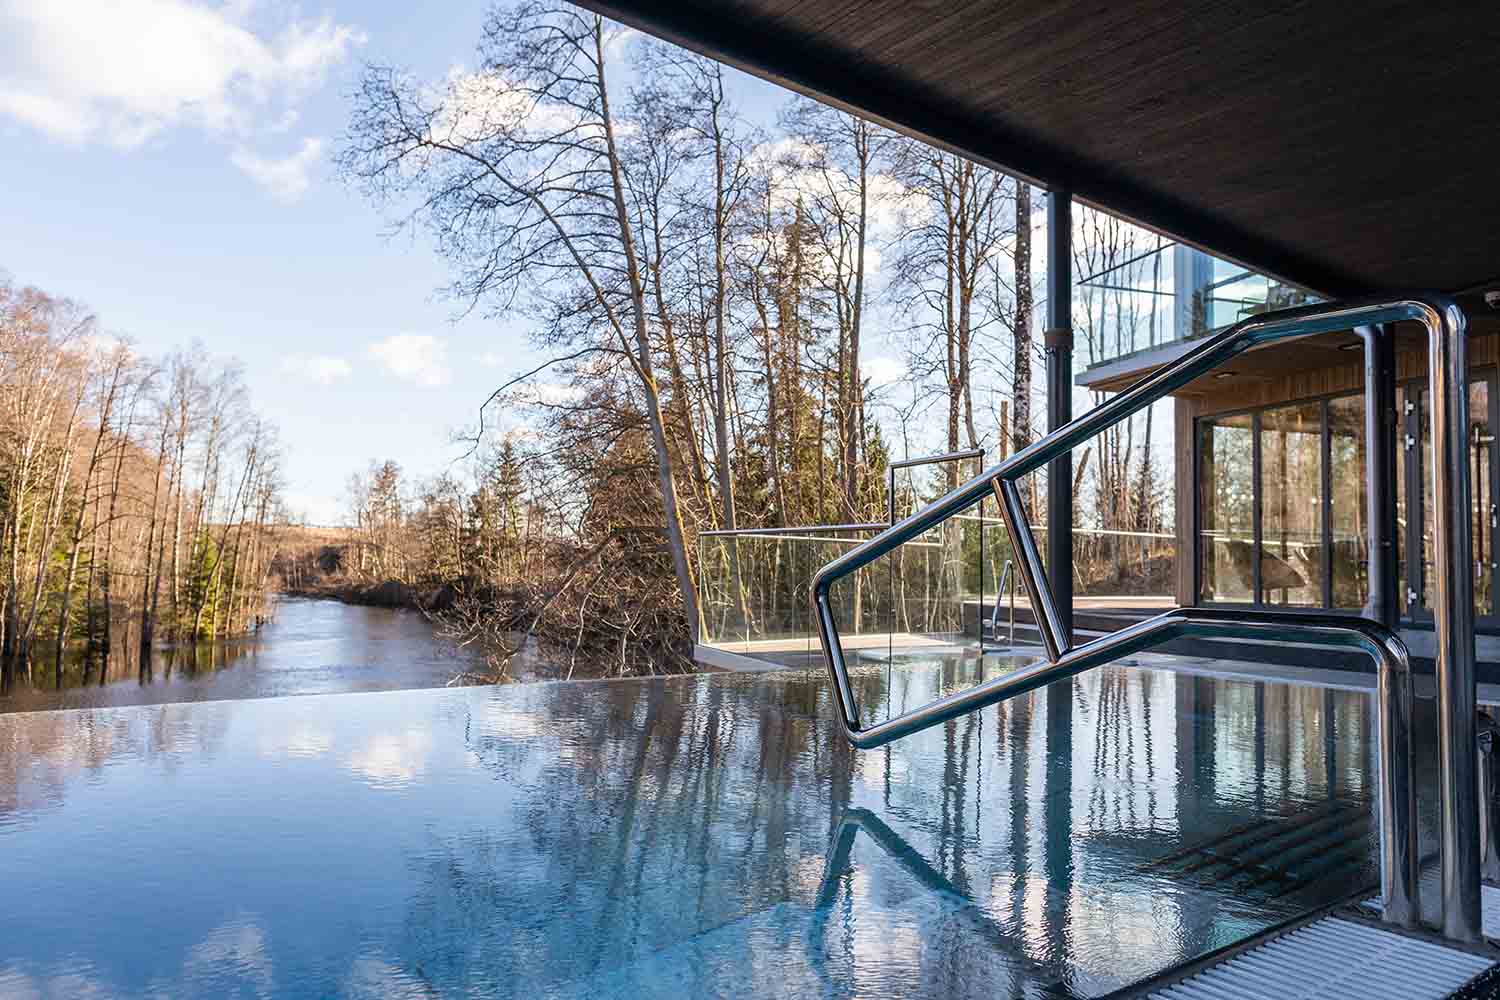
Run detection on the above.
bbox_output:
[811,293,1472,936]
[700,522,886,537]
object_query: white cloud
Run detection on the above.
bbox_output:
[435,67,581,147]
[368,334,449,387]
[864,355,906,387]
[232,137,324,201]
[281,352,350,384]
[0,0,363,147]
[517,381,583,406]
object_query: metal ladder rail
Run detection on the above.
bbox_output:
[811,293,1473,937]
[986,559,1016,646]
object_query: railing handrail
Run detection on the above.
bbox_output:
[699,522,886,538]
[810,293,1472,936]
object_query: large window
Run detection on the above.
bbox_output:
[1198,413,1254,602]
[1197,394,1367,610]
[1328,396,1368,608]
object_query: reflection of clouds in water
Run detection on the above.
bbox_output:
[0,919,276,999]
[0,958,112,999]
[0,704,231,828]
[343,952,436,999]
[345,728,433,788]
[474,700,548,740]
[156,916,274,998]
[257,722,334,760]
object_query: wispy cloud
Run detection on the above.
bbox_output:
[368,334,449,387]
[281,353,351,385]
[233,137,324,201]
[0,0,363,148]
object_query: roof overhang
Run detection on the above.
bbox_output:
[579,1,1500,299]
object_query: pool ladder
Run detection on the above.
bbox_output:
[813,294,1483,941]
[984,559,1017,647]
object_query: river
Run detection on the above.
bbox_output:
[0,596,494,715]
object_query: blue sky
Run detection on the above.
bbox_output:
[0,0,795,524]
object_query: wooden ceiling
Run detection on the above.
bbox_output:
[579,0,1500,298]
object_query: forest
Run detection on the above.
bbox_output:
[324,1,1176,677]
[0,276,285,685]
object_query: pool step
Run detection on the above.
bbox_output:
[1143,916,1493,999]
[1144,799,1373,902]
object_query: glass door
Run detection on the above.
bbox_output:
[1402,377,1497,624]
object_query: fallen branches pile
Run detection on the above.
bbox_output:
[431,528,695,683]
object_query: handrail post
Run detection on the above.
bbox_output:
[1377,625,1419,928]
[987,560,1018,648]
[1430,301,1481,942]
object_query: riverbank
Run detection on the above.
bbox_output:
[283,578,457,613]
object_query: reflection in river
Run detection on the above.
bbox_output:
[0,653,1434,998]
[0,596,488,714]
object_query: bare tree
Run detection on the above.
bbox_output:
[341,1,701,633]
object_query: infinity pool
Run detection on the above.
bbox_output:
[0,657,1406,998]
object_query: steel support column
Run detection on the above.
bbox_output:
[1360,323,1398,629]
[1045,189,1073,642]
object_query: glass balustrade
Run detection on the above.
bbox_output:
[1078,242,1320,370]
[698,513,1177,668]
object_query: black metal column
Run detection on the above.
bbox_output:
[1360,323,1398,628]
[1045,189,1073,642]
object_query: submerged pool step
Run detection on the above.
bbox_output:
[1145,917,1493,999]
[1144,799,1373,902]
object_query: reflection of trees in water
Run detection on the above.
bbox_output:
[389,665,1379,994]
[5,625,261,699]
[397,672,858,990]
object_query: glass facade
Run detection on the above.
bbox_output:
[1200,378,1499,622]
[1260,402,1323,606]
[1198,394,1367,609]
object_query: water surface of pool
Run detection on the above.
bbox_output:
[0,657,1399,997]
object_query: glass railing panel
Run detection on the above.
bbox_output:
[1077,239,1321,370]
[1071,528,1177,607]
[698,526,884,664]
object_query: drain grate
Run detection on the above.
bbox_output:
[1144,799,1372,902]
[1146,917,1493,999]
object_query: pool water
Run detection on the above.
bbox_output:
[0,657,1408,998]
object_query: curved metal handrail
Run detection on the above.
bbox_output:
[815,295,1463,667]
[810,293,1473,934]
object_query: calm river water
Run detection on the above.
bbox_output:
[0,597,490,715]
